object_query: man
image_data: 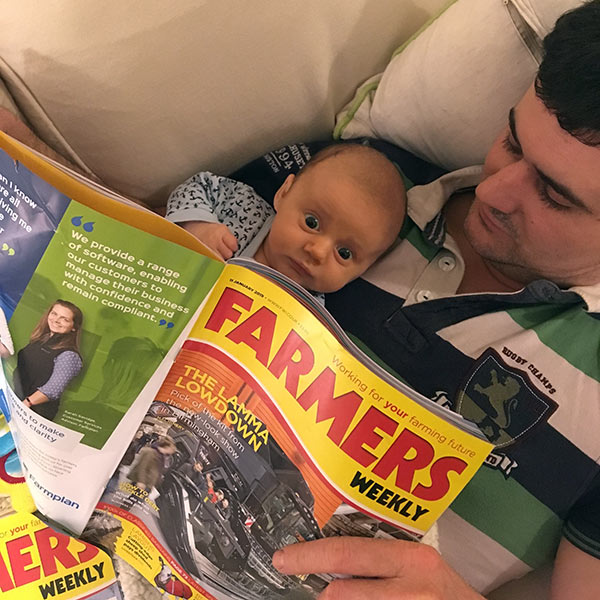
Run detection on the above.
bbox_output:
[271,3,600,598]
[179,459,208,490]
[1,3,598,598]
[120,437,177,510]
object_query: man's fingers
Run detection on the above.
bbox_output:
[273,537,429,579]
[318,573,454,600]
[317,576,408,600]
[274,539,482,600]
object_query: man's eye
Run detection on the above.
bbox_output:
[502,134,522,157]
[537,181,571,212]
[337,247,353,261]
[305,214,319,230]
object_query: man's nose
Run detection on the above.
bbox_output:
[476,160,531,213]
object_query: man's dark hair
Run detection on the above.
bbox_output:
[535,0,600,146]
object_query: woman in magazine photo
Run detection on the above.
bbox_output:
[14,299,84,421]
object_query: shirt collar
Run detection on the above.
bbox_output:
[406,165,483,232]
[406,165,600,313]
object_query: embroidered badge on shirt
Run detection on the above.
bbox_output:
[455,348,557,448]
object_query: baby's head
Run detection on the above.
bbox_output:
[257,143,406,293]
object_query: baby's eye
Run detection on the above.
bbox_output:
[337,247,353,261]
[305,214,320,230]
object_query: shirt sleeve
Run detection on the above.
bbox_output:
[165,170,274,253]
[166,171,258,223]
[563,470,600,558]
[37,351,83,400]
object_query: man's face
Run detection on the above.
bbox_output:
[259,159,402,293]
[464,85,600,287]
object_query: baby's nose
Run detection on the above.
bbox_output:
[305,238,329,262]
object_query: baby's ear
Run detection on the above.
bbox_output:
[273,174,295,211]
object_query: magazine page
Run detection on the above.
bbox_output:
[0,405,36,517]
[0,512,124,600]
[0,409,123,600]
[0,133,225,534]
[86,264,493,600]
[228,258,485,432]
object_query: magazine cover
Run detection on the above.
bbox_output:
[0,512,123,600]
[0,409,123,599]
[87,265,493,600]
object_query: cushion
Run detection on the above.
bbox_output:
[335,0,586,170]
[0,0,450,206]
[0,77,21,116]
[0,61,95,177]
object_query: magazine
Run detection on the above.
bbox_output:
[0,411,123,599]
[0,132,493,599]
[0,131,224,535]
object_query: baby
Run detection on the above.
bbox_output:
[166,143,406,294]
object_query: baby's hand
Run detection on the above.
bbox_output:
[182,221,238,260]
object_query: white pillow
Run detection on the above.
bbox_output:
[335,0,585,170]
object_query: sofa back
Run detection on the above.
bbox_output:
[0,0,448,205]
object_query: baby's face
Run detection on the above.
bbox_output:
[259,161,402,293]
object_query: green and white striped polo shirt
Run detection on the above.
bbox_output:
[325,166,600,594]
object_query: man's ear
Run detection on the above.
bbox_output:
[274,174,295,211]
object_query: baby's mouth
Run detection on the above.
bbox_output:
[288,258,311,279]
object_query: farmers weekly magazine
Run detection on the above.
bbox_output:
[0,132,492,599]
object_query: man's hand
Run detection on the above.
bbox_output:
[272,537,483,600]
[181,221,238,260]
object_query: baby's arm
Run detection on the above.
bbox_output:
[181,221,237,260]
[166,171,240,259]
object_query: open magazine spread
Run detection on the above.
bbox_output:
[0,132,494,599]
[84,265,493,600]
